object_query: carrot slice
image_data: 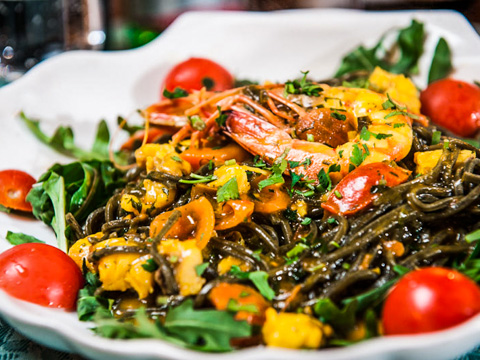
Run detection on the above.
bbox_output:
[209,283,270,325]
[149,197,214,250]
[215,200,254,230]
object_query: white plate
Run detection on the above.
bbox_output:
[0,8,479,360]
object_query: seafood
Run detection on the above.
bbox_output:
[144,75,426,183]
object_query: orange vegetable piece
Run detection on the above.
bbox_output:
[149,197,214,250]
[322,162,410,216]
[209,283,270,325]
[180,142,251,171]
[215,199,254,230]
[253,183,291,214]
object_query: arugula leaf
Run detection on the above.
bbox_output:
[335,20,424,77]
[163,87,188,99]
[77,271,113,321]
[164,299,251,352]
[314,298,357,335]
[5,231,45,245]
[230,266,275,300]
[27,160,125,250]
[217,177,239,203]
[20,112,111,162]
[428,37,452,84]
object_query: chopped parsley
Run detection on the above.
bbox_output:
[349,143,368,170]
[331,111,347,121]
[215,106,228,127]
[431,130,442,145]
[258,149,289,191]
[162,87,188,99]
[284,71,323,97]
[217,177,240,202]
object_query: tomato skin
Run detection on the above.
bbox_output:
[162,57,234,97]
[0,170,36,212]
[382,267,480,335]
[420,78,480,137]
[0,243,84,310]
[322,163,410,216]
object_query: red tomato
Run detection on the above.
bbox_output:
[0,170,36,212]
[382,267,480,335]
[420,78,480,137]
[162,57,234,97]
[321,163,410,216]
[0,243,84,310]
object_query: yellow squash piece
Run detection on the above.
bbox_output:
[368,67,421,114]
[414,149,475,175]
[262,308,332,349]
[93,238,154,299]
[208,163,268,195]
[158,239,206,296]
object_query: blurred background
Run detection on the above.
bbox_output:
[1,0,479,86]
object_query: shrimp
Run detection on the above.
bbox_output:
[140,74,426,184]
[223,84,421,181]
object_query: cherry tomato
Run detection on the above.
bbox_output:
[162,57,234,97]
[0,243,84,310]
[382,267,480,335]
[321,163,410,216]
[420,78,480,137]
[0,170,36,212]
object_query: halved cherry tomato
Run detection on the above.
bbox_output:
[149,197,215,250]
[215,199,255,230]
[0,169,36,212]
[322,162,410,216]
[162,57,234,97]
[209,283,270,325]
[0,243,84,310]
[382,267,480,335]
[420,78,480,137]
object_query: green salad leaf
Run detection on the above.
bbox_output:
[27,160,125,251]
[428,37,452,84]
[93,299,251,352]
[5,231,45,245]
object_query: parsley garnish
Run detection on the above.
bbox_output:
[141,258,159,272]
[466,229,480,243]
[284,71,323,97]
[171,155,182,162]
[349,143,367,170]
[195,262,209,276]
[230,266,275,300]
[286,243,310,258]
[226,299,259,314]
[431,130,442,145]
[360,126,393,141]
[215,106,228,127]
[163,87,189,99]
[217,177,240,202]
[258,149,289,190]
[331,111,347,121]
[393,123,405,128]
[317,164,340,193]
